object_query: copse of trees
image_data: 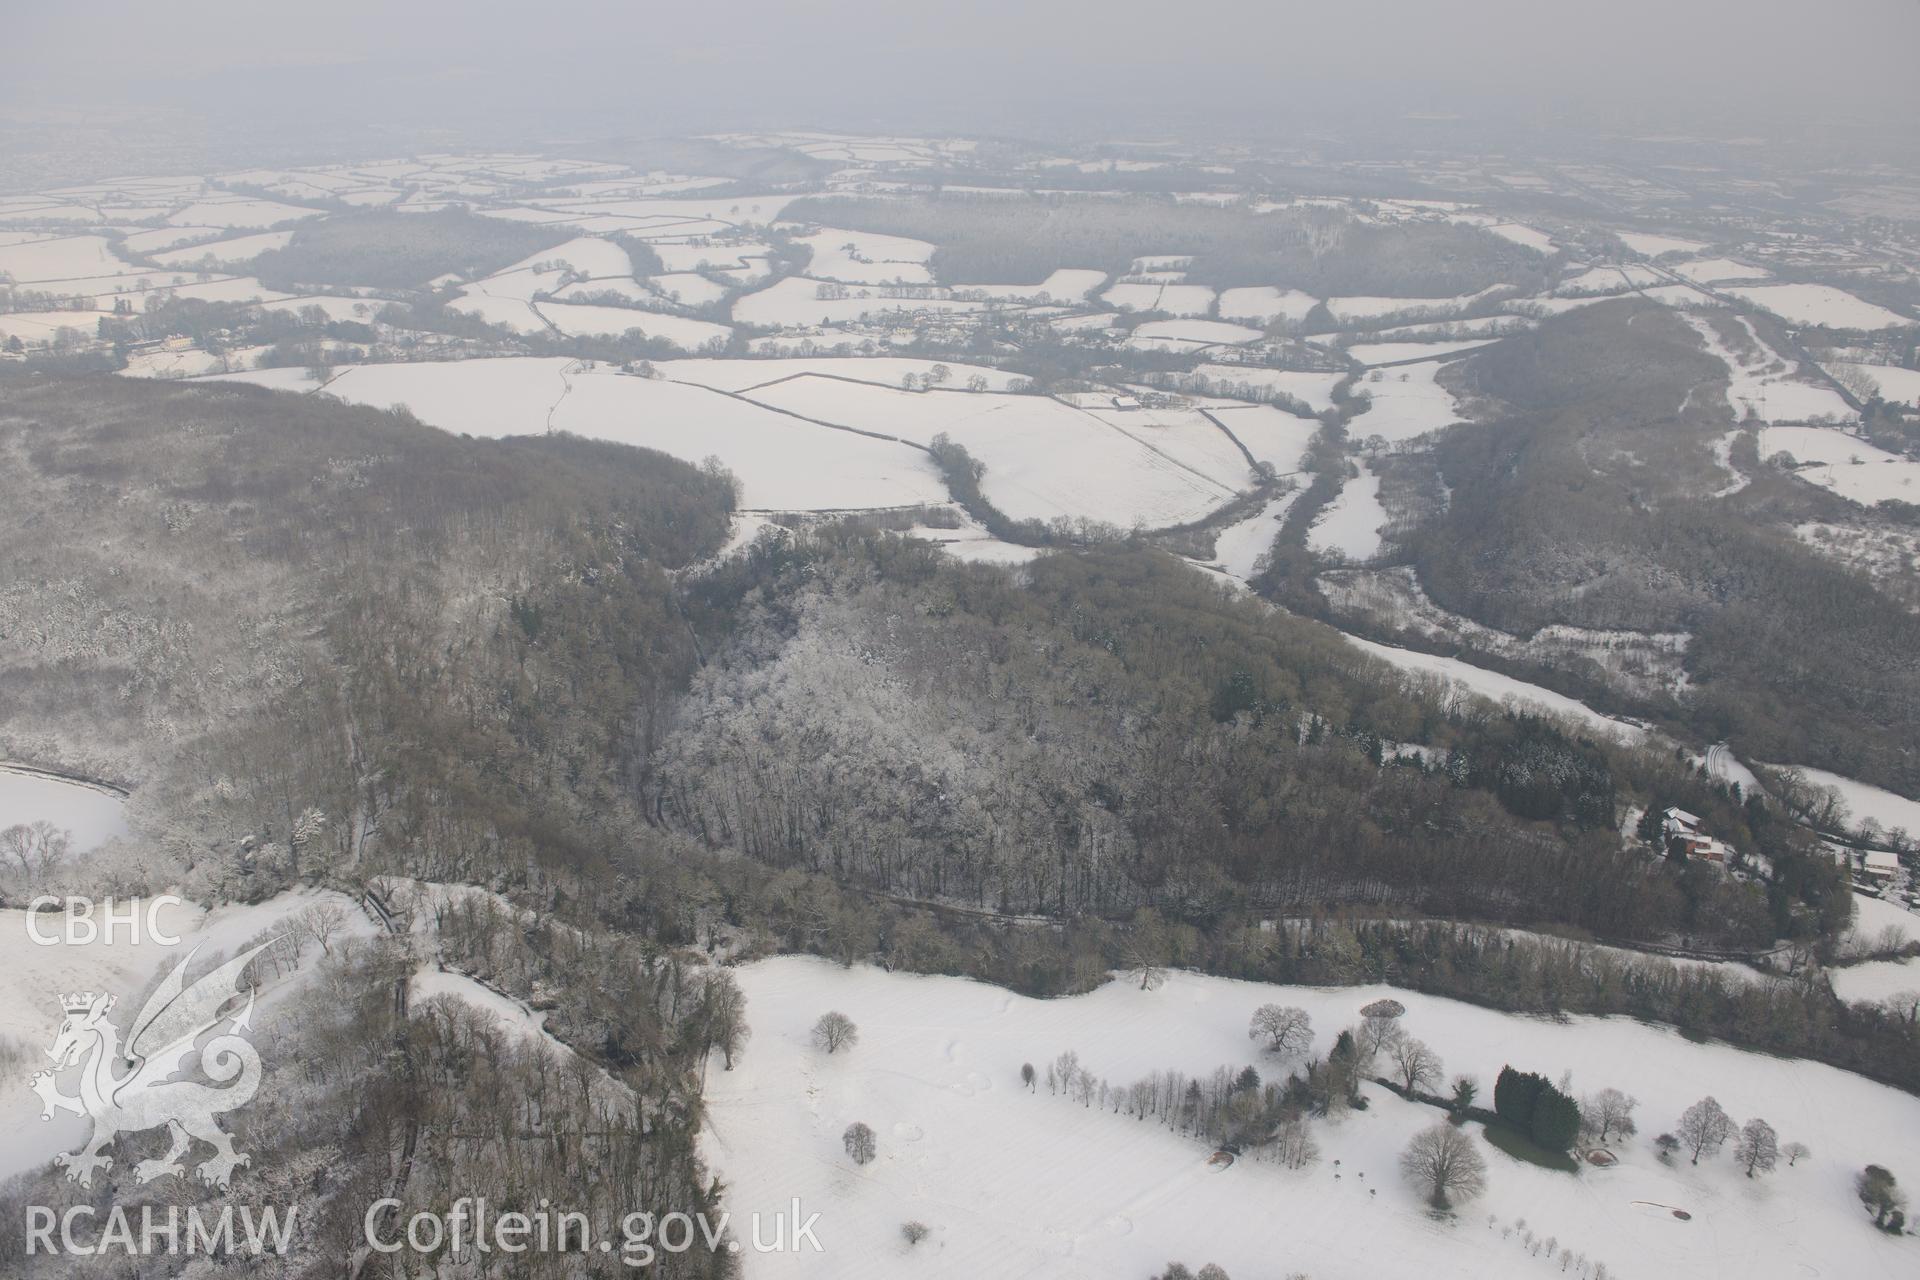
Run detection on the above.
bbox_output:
[252,210,573,290]
[1494,1067,1581,1152]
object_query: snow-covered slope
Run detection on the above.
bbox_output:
[706,958,1920,1280]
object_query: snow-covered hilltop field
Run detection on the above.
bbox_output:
[706,957,1919,1280]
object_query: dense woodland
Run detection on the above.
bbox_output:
[1,368,1916,1277]
[1388,302,1920,796]
[250,211,575,290]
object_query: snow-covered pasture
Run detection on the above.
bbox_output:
[199,359,948,512]
[1669,258,1770,285]
[1202,404,1320,475]
[791,227,937,286]
[953,269,1108,303]
[1327,292,1499,324]
[1209,489,1303,579]
[1780,766,1920,842]
[165,198,324,230]
[0,235,144,284]
[0,768,128,852]
[1829,958,1919,1006]
[1346,339,1499,366]
[1827,362,1920,407]
[740,376,1245,528]
[705,957,1920,1280]
[1759,426,1920,505]
[1188,364,1343,414]
[1724,284,1911,331]
[538,302,732,350]
[654,356,1025,394]
[732,276,985,328]
[1100,281,1215,317]
[1347,361,1467,443]
[1307,464,1389,561]
[148,229,295,268]
[1617,232,1710,259]
[1683,315,1855,424]
[1217,286,1318,326]
[1554,264,1664,296]
[1129,318,1264,346]
[1339,635,1648,744]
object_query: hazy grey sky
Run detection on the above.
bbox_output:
[9,0,1919,144]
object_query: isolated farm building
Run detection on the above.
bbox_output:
[1662,807,1705,838]
[1673,834,1730,865]
[1861,851,1900,882]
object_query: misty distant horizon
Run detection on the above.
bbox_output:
[7,0,1920,167]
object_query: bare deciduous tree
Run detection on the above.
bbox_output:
[1580,1087,1638,1145]
[1390,1037,1443,1094]
[1677,1096,1734,1165]
[813,1011,859,1054]
[1400,1122,1487,1209]
[702,969,750,1070]
[1735,1118,1778,1178]
[295,901,349,956]
[843,1121,876,1165]
[1274,1117,1320,1170]
[1248,1005,1313,1059]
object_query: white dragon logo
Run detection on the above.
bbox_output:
[29,940,275,1189]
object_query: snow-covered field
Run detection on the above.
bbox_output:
[1759,426,1920,505]
[1210,490,1303,579]
[1682,315,1854,424]
[654,356,1025,394]
[1555,264,1664,296]
[1346,339,1498,366]
[1829,958,1919,1005]
[1308,465,1388,560]
[1669,258,1769,285]
[1100,281,1215,317]
[1327,292,1496,323]
[166,198,323,229]
[149,229,295,268]
[538,301,731,349]
[1340,635,1647,742]
[1724,285,1911,331]
[1203,404,1320,475]
[704,956,1920,1280]
[1845,896,1920,952]
[1618,232,1710,259]
[740,376,1244,527]
[1485,222,1555,253]
[954,268,1107,303]
[0,234,143,283]
[1320,567,1692,704]
[0,768,127,851]
[1217,286,1318,326]
[733,276,985,328]
[1347,361,1467,442]
[1780,766,1920,839]
[201,359,949,511]
[1188,365,1343,414]
[792,228,937,286]
[1130,318,1264,347]
[1827,362,1920,407]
